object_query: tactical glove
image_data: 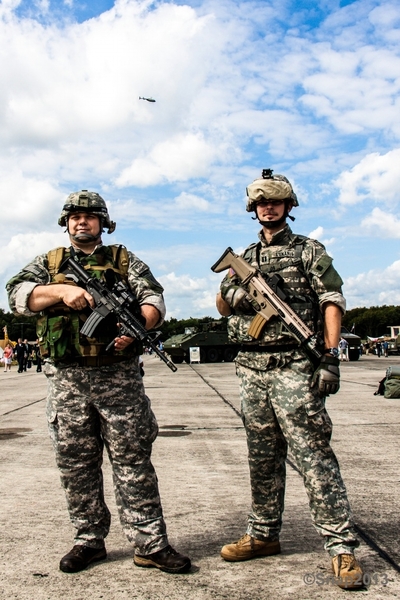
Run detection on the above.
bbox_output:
[221,285,254,314]
[312,354,340,396]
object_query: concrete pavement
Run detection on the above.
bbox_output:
[1,353,400,599]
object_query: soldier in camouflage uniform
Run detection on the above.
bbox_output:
[6,190,191,575]
[215,171,363,589]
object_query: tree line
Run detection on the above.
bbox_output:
[161,306,400,341]
[1,305,399,342]
[342,305,400,340]
[0,309,37,341]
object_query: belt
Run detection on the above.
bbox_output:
[239,344,300,353]
[57,355,133,367]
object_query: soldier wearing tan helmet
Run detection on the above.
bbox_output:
[215,169,363,589]
[7,190,191,576]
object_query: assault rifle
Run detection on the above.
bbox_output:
[64,256,177,372]
[211,247,324,365]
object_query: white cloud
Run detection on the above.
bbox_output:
[0,170,62,228]
[115,133,217,187]
[307,226,335,250]
[360,207,400,238]
[308,226,324,240]
[1,231,67,277]
[344,258,400,308]
[158,271,219,318]
[335,149,400,205]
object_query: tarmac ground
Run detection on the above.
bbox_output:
[1,352,400,599]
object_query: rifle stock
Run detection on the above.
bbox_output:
[211,247,324,364]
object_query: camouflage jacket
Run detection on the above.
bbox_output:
[220,225,345,358]
[6,244,165,362]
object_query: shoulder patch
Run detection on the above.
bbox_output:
[309,254,332,278]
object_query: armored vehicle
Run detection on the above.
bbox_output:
[340,326,362,361]
[164,323,362,364]
[163,323,239,364]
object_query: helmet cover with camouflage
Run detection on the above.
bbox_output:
[246,170,298,213]
[58,190,116,234]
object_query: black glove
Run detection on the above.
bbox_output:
[312,354,340,396]
[221,284,255,314]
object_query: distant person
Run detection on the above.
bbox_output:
[32,339,42,372]
[3,343,13,372]
[7,190,191,576]
[215,169,362,589]
[338,337,349,362]
[23,338,31,370]
[382,340,389,358]
[376,341,382,358]
[14,338,26,373]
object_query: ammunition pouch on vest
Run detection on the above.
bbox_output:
[37,245,143,363]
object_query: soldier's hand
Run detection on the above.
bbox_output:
[312,355,340,396]
[114,335,135,351]
[221,285,255,314]
[58,285,95,310]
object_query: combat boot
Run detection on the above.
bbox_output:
[59,544,107,573]
[134,544,191,574]
[332,553,364,589]
[221,533,281,562]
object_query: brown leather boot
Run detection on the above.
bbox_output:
[221,533,281,562]
[134,545,191,574]
[332,553,364,589]
[59,545,107,573]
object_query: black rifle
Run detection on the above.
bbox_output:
[211,247,324,366]
[64,255,177,372]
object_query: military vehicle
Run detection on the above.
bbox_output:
[163,322,239,364]
[378,336,400,355]
[340,326,362,361]
[163,322,363,364]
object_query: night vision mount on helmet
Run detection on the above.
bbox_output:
[246,169,298,213]
[58,190,116,234]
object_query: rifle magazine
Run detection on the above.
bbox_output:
[248,313,267,339]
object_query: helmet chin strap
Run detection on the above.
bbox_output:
[67,215,103,244]
[258,215,287,229]
[256,205,295,229]
[70,233,101,243]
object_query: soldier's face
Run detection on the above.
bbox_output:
[68,212,101,238]
[255,199,286,224]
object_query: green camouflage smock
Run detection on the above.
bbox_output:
[6,244,169,554]
[219,225,359,556]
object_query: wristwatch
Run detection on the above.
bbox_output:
[324,347,339,358]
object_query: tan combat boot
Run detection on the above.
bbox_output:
[332,553,364,589]
[221,533,281,562]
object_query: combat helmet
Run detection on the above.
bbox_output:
[246,169,298,213]
[58,190,116,234]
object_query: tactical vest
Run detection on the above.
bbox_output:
[227,235,322,345]
[36,245,141,362]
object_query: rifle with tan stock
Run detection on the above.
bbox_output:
[211,247,324,366]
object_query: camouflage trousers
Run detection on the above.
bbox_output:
[43,358,168,555]
[236,351,359,556]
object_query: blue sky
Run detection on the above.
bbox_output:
[1,0,400,319]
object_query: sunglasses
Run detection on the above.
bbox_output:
[257,199,285,207]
